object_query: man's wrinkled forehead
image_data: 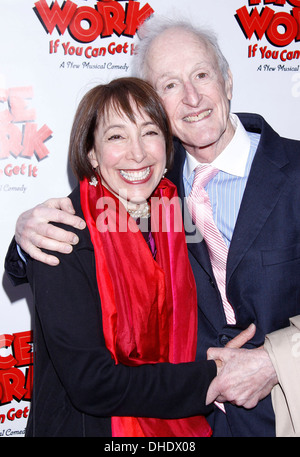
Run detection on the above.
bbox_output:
[144,28,217,83]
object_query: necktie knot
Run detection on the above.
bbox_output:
[193,164,219,189]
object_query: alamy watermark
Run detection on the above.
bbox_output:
[94,193,204,244]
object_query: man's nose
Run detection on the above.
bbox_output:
[182,81,201,106]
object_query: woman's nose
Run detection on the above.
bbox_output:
[126,139,146,162]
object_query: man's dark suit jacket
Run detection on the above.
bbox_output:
[167,112,300,436]
[5,112,300,436]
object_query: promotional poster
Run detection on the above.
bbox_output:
[0,0,299,437]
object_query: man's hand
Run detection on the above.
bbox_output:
[15,197,86,266]
[225,323,256,349]
[206,343,278,409]
[213,324,256,374]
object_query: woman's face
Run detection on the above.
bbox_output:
[88,103,167,208]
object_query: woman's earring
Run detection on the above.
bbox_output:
[89,175,98,187]
[162,168,168,179]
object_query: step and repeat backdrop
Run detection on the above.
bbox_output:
[1,0,299,437]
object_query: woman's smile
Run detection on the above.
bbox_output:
[119,166,152,183]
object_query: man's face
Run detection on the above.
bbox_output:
[145,28,234,162]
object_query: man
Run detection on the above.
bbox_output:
[6,17,300,436]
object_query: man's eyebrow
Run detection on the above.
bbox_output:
[156,72,177,82]
[156,62,212,84]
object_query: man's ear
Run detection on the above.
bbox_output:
[88,149,98,169]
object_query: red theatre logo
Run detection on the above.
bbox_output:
[0,86,52,175]
[236,0,300,46]
[34,0,154,42]
[0,332,33,408]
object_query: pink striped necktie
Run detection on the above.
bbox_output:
[188,164,236,325]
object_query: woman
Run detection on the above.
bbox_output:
[26,77,217,437]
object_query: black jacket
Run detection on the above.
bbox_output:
[24,185,215,437]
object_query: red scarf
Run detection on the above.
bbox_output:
[80,175,211,437]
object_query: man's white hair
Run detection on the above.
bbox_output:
[132,15,230,82]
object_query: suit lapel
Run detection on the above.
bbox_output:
[227,114,289,286]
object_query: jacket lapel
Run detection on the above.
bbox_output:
[227,114,290,286]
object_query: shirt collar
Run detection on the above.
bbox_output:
[185,113,251,179]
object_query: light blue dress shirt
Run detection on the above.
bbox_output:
[183,114,261,247]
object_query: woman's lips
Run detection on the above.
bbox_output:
[119,166,152,184]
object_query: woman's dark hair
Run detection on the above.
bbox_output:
[69,77,174,181]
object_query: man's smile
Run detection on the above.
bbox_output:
[183,109,212,123]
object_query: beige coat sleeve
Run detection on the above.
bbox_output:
[264,316,300,437]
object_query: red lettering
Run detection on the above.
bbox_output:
[0,332,33,405]
[0,122,23,159]
[292,7,300,39]
[97,2,126,37]
[249,1,286,4]
[8,87,35,123]
[0,369,27,404]
[13,332,33,367]
[5,406,30,421]
[238,6,300,46]
[266,12,298,45]
[0,86,38,158]
[0,87,35,122]
[34,1,154,41]
[0,87,52,160]
[21,123,53,160]
[236,6,275,40]
[108,41,125,54]
[248,1,300,7]
[124,1,154,36]
[69,7,103,43]
[34,0,77,34]
[0,335,16,369]
[23,365,33,401]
